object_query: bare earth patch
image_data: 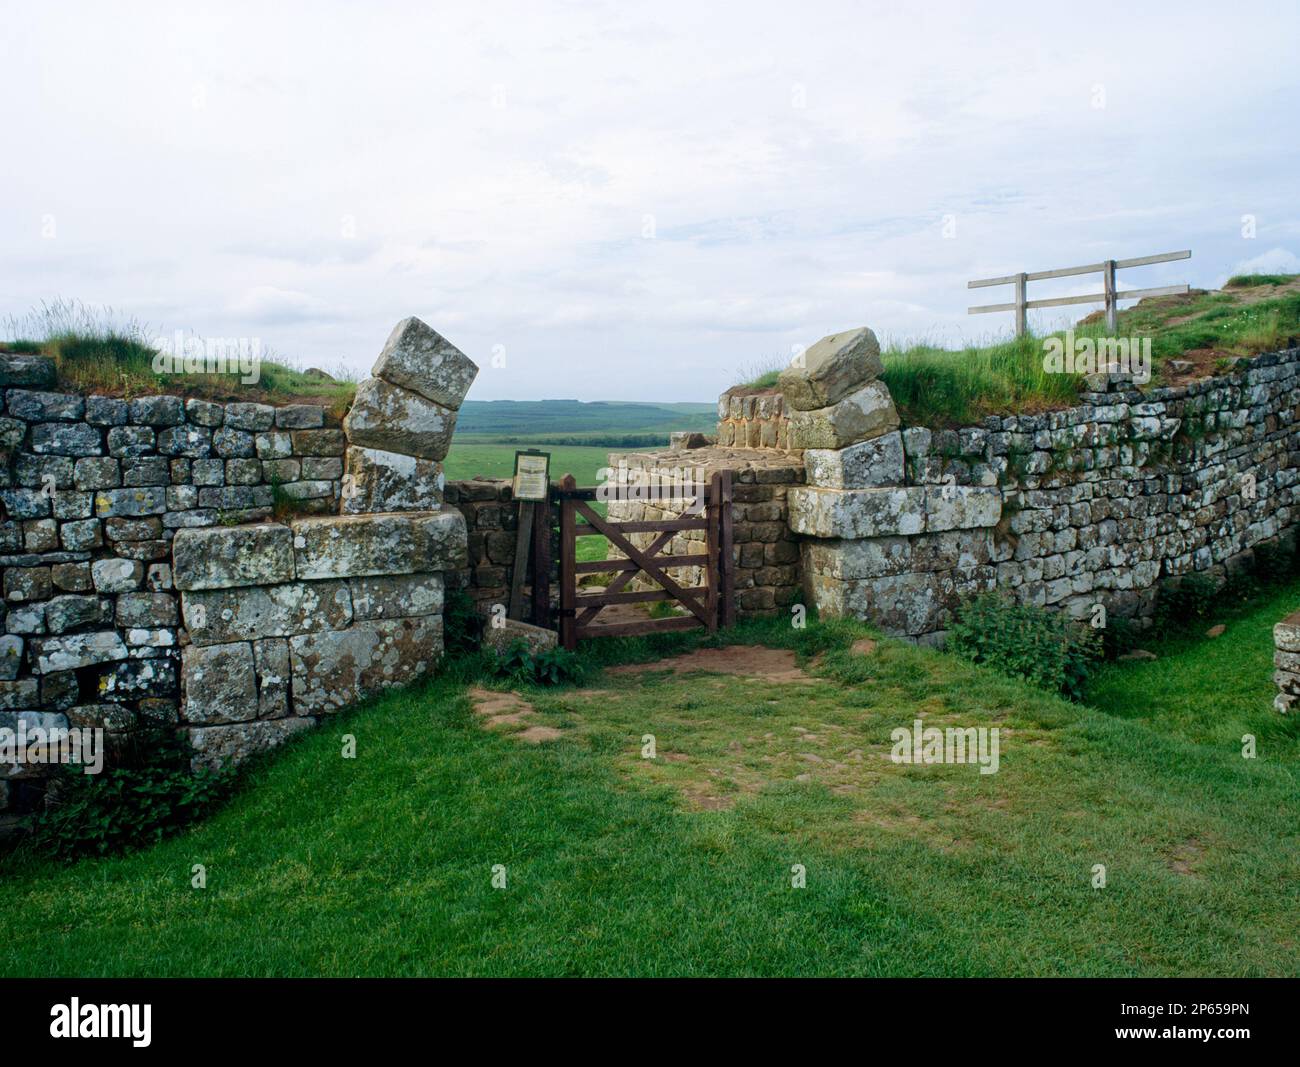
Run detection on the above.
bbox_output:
[469,687,562,742]
[607,645,814,684]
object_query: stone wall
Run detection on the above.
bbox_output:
[1,316,475,830]
[444,477,525,613]
[715,388,791,449]
[797,346,1300,642]
[1273,608,1300,713]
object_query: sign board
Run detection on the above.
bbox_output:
[512,449,551,502]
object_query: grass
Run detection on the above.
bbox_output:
[1,298,356,412]
[2,585,1298,977]
[726,277,1300,428]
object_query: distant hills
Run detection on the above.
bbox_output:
[454,398,716,446]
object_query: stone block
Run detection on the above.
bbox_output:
[482,617,557,656]
[181,579,352,645]
[349,573,444,620]
[291,509,466,579]
[172,523,296,590]
[181,642,258,724]
[923,486,1002,532]
[804,431,905,488]
[788,486,926,538]
[45,594,111,634]
[289,616,443,715]
[31,630,129,673]
[342,378,457,460]
[778,326,883,410]
[187,717,313,771]
[371,317,479,410]
[0,353,55,388]
[339,446,445,514]
[787,380,899,449]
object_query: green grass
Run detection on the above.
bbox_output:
[2,588,1298,977]
[2,298,356,412]
[1225,274,1295,289]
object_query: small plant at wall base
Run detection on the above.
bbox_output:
[947,593,1101,701]
[489,640,585,686]
[442,588,486,657]
[25,728,231,862]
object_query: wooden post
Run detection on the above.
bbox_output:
[704,472,720,632]
[719,470,735,628]
[1103,259,1118,333]
[530,490,551,628]
[1014,272,1027,338]
[508,501,534,621]
[558,473,577,650]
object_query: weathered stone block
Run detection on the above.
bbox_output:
[339,446,445,514]
[349,573,444,620]
[778,327,883,410]
[181,642,258,724]
[93,487,167,517]
[172,523,295,590]
[371,317,479,411]
[181,579,352,645]
[789,486,925,538]
[31,630,128,673]
[342,378,457,460]
[482,617,557,656]
[787,380,899,449]
[923,486,1002,532]
[0,353,56,388]
[804,431,905,488]
[291,509,466,579]
[253,638,291,718]
[187,717,313,770]
[116,592,179,629]
[289,616,442,715]
[46,594,111,634]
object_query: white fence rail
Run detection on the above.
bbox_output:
[968,250,1191,336]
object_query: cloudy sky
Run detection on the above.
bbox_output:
[3,0,1297,401]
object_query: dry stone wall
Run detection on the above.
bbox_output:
[1,316,475,830]
[797,345,1300,642]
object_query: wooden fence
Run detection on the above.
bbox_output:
[968,250,1191,335]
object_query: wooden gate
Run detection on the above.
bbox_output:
[554,470,733,649]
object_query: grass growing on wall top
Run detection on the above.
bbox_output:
[1,298,357,410]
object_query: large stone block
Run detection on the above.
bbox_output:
[349,573,445,620]
[804,431,905,488]
[172,523,296,590]
[342,378,457,460]
[482,617,557,656]
[923,486,1002,532]
[289,616,443,715]
[339,446,445,514]
[371,317,479,411]
[181,642,257,724]
[31,631,129,673]
[181,580,353,645]
[789,486,925,538]
[787,380,899,449]
[0,352,56,388]
[187,717,314,770]
[291,509,466,579]
[778,327,883,410]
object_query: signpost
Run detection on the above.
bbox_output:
[509,450,550,620]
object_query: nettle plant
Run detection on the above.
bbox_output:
[948,592,1101,701]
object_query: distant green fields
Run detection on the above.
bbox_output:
[443,443,615,486]
[454,398,714,445]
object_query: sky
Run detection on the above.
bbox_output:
[3,0,1298,402]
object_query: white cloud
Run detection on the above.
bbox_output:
[1,0,1297,400]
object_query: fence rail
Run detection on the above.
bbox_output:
[968,249,1191,335]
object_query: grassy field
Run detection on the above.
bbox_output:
[2,585,1298,977]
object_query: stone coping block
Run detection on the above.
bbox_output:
[173,523,295,590]
[291,508,467,580]
[789,485,1001,538]
[804,431,905,488]
[343,377,457,461]
[289,616,443,715]
[787,380,899,450]
[778,327,883,411]
[371,317,479,411]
